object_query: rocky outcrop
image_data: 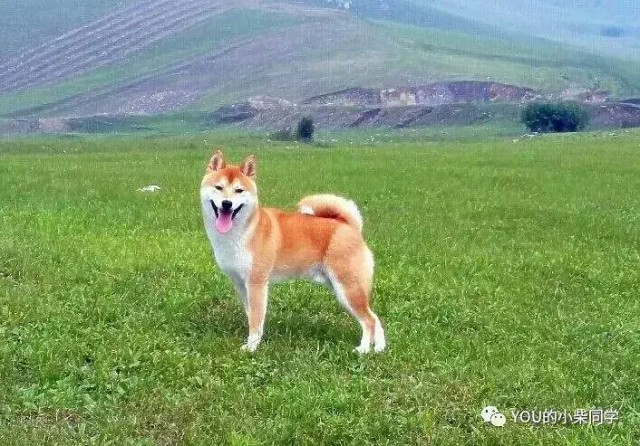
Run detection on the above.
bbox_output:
[4,87,640,136]
[303,81,536,108]
[303,88,381,107]
[558,87,609,103]
[588,102,640,128]
[381,82,537,106]
[208,96,294,124]
[220,103,523,130]
[212,100,640,131]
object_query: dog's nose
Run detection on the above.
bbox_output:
[221,200,233,211]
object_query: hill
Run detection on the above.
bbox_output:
[318,0,640,58]
[0,0,638,120]
[407,0,640,58]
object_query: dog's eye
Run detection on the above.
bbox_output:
[235,188,244,194]
[214,185,223,191]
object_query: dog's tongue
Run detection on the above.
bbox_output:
[215,212,233,234]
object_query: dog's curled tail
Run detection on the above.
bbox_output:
[298,194,362,232]
[298,194,363,232]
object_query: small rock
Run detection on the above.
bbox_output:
[137,185,161,192]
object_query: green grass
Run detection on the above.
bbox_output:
[0,130,639,444]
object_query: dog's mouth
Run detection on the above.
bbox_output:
[210,200,244,234]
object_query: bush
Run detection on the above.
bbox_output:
[601,26,625,38]
[296,116,314,142]
[521,102,589,133]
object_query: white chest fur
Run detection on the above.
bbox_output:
[202,200,254,282]
[207,229,252,282]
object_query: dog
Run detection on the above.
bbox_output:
[200,150,386,353]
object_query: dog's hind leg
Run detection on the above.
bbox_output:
[326,246,385,353]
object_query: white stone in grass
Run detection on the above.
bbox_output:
[137,185,161,192]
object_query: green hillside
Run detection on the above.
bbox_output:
[0,0,639,119]
[313,0,640,59]
[0,0,144,58]
[420,0,640,58]
[0,9,308,116]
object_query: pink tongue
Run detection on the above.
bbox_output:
[215,212,233,234]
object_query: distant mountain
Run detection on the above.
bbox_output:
[412,0,640,57]
[312,0,640,57]
[0,0,638,119]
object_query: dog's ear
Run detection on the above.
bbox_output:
[240,155,256,179]
[206,149,225,173]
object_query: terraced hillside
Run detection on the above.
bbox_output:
[0,0,130,58]
[0,0,639,120]
[0,0,255,93]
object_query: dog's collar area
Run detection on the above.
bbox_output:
[210,200,244,220]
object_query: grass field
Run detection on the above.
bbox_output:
[0,130,639,444]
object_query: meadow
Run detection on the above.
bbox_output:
[0,129,639,445]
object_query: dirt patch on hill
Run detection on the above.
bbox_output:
[207,99,640,132]
[204,81,541,130]
[303,81,537,107]
[4,83,640,135]
[303,88,381,106]
[587,102,640,128]
[202,82,640,131]
[210,96,295,123]
[4,100,640,136]
[211,102,523,130]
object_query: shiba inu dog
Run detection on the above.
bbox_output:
[200,150,386,353]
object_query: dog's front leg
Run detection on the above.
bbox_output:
[231,278,249,316]
[240,281,269,352]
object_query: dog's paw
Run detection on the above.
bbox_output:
[240,335,261,352]
[374,340,387,353]
[354,345,371,354]
[240,343,257,353]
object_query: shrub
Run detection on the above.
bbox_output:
[296,116,314,142]
[521,102,589,133]
[601,26,625,38]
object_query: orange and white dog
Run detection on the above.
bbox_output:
[200,150,386,353]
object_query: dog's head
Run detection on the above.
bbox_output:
[200,149,258,235]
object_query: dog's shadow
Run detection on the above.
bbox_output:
[184,291,358,347]
[267,300,357,346]
[183,297,245,339]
